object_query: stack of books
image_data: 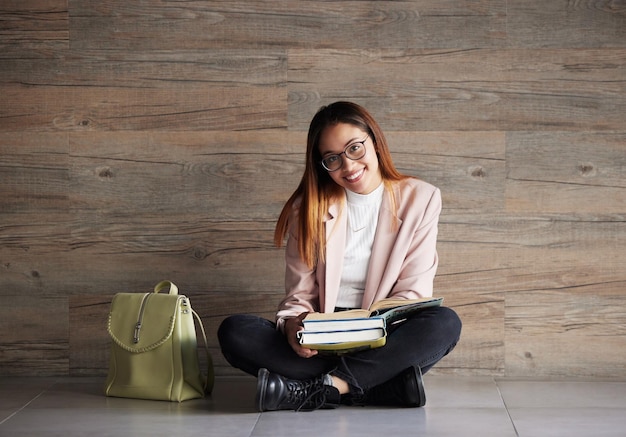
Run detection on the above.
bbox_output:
[297,296,443,353]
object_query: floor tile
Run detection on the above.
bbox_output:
[1,377,261,437]
[509,407,626,437]
[497,380,626,408]
[424,375,506,408]
[1,376,625,437]
[0,377,58,410]
[0,407,261,437]
[253,407,517,437]
[206,375,258,413]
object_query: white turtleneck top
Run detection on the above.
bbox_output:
[335,183,385,309]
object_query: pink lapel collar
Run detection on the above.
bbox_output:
[323,199,346,312]
[362,187,402,309]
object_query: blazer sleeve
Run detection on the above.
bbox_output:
[275,211,320,331]
[387,185,442,300]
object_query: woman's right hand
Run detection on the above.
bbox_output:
[284,313,319,358]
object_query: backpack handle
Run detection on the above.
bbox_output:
[153,280,178,295]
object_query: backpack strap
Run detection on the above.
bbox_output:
[192,309,215,394]
[152,280,214,394]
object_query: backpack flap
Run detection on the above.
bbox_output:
[108,292,181,353]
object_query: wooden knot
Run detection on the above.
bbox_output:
[192,247,207,260]
[469,165,486,179]
[578,162,596,177]
[97,166,114,178]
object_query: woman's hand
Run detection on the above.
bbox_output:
[284,313,319,358]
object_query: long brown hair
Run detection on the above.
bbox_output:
[274,101,408,268]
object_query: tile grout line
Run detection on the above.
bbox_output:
[0,390,47,426]
[494,378,520,437]
[249,411,262,437]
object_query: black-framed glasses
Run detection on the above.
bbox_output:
[320,136,368,172]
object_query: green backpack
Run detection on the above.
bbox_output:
[105,280,214,402]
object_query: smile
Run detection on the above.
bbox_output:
[345,168,364,182]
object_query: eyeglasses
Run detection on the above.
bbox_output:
[320,136,368,172]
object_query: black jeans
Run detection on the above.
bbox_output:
[218,306,461,395]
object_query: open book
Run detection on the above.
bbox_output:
[298,296,443,353]
[302,296,444,331]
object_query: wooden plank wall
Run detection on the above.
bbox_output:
[1,0,625,379]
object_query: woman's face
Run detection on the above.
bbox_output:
[318,122,382,195]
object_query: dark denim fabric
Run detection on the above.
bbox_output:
[218,306,461,394]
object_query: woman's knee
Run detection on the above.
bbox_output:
[218,314,253,349]
[217,314,275,350]
[438,306,462,343]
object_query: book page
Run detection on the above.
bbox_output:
[303,297,443,321]
[369,296,442,313]
[304,309,371,321]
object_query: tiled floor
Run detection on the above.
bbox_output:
[1,375,625,436]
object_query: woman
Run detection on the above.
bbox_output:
[218,101,462,412]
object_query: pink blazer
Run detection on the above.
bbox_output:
[276,178,441,328]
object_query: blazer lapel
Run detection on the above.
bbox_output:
[322,200,346,312]
[362,188,402,309]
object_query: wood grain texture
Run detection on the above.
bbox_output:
[0,86,285,132]
[288,48,626,131]
[507,0,626,48]
[69,0,505,50]
[65,218,285,295]
[438,215,625,297]
[0,0,625,379]
[0,295,68,376]
[506,288,626,378]
[386,131,505,213]
[506,131,626,214]
[68,131,304,218]
[0,50,286,131]
[0,0,68,49]
[436,213,626,376]
[0,212,73,297]
[0,133,69,211]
